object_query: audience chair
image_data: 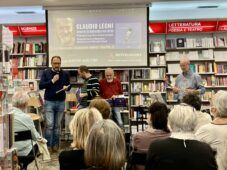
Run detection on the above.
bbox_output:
[14,130,39,170]
[126,152,147,170]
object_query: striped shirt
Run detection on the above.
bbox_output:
[80,75,99,107]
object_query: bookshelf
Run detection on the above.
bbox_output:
[0,25,17,170]
[149,21,227,106]
[130,68,166,107]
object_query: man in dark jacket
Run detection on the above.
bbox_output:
[39,56,71,153]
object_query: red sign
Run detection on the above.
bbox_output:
[7,25,46,36]
[217,21,227,31]
[149,22,166,34]
[167,21,217,33]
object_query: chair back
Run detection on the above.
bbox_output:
[14,130,32,142]
[126,152,147,170]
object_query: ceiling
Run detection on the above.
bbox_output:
[0,0,227,24]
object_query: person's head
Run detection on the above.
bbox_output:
[51,56,61,72]
[12,91,29,109]
[105,68,114,83]
[180,56,190,73]
[212,91,227,118]
[85,119,125,170]
[78,65,90,79]
[168,104,196,132]
[89,98,111,119]
[182,94,202,111]
[55,18,75,46]
[148,102,170,132]
[69,108,103,149]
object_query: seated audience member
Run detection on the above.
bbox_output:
[59,108,103,170]
[133,102,170,153]
[11,91,45,170]
[89,98,111,119]
[195,91,227,152]
[217,140,227,170]
[182,94,212,132]
[85,119,125,170]
[145,104,217,170]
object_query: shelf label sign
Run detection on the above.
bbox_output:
[217,21,227,31]
[149,22,166,34]
[7,25,46,36]
[167,21,217,33]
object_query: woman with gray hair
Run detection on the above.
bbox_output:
[196,90,227,151]
[146,104,217,170]
[85,119,126,170]
[10,91,45,169]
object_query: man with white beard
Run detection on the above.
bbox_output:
[99,68,124,128]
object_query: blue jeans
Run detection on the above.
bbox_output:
[44,100,65,147]
[112,107,123,127]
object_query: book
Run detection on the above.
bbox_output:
[176,38,185,47]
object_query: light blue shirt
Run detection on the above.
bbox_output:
[175,71,205,100]
[11,107,41,156]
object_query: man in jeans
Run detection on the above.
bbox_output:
[99,68,124,128]
[39,56,71,153]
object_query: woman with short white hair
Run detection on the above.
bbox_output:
[11,91,44,170]
[196,91,227,151]
[146,104,217,170]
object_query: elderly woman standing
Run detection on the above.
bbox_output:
[196,91,227,152]
[145,104,217,170]
[11,91,44,170]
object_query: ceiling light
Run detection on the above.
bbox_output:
[197,6,219,9]
[16,11,36,14]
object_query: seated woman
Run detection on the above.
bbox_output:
[59,108,103,170]
[133,102,170,153]
[11,91,44,170]
[145,104,217,170]
[196,91,227,152]
[129,102,170,170]
[182,94,212,132]
[89,98,111,119]
[85,119,126,170]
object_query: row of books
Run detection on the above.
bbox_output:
[12,42,47,54]
[14,69,44,80]
[131,82,165,93]
[214,63,227,73]
[213,36,227,47]
[131,94,152,106]
[149,39,165,53]
[201,90,215,101]
[166,49,214,61]
[166,37,214,49]
[132,68,166,80]
[10,54,47,67]
[150,55,166,66]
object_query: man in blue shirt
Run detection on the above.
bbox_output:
[173,56,205,101]
[39,56,71,152]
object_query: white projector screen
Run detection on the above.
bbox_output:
[48,8,147,67]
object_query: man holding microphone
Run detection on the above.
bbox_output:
[39,56,71,153]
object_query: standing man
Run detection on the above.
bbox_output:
[173,56,205,101]
[99,68,123,127]
[77,65,99,109]
[39,56,71,152]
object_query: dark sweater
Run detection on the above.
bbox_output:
[80,75,99,107]
[146,138,217,170]
[39,68,70,101]
[59,149,87,170]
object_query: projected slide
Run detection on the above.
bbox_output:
[48,8,147,67]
